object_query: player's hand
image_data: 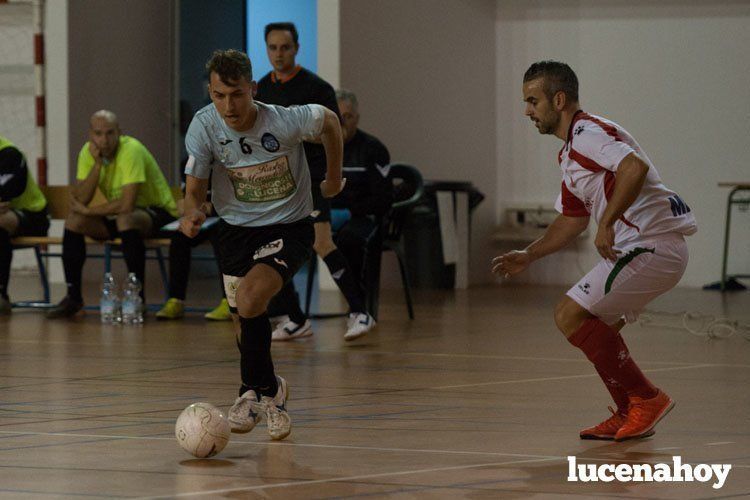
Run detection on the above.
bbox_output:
[199,201,213,215]
[594,223,620,261]
[69,197,90,215]
[491,250,531,278]
[320,177,346,198]
[0,201,10,214]
[179,208,206,238]
[88,142,102,164]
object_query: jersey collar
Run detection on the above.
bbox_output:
[566,109,586,145]
[271,65,302,84]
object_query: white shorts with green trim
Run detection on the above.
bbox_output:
[566,233,689,325]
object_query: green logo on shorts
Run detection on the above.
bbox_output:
[226,156,296,202]
[604,247,655,294]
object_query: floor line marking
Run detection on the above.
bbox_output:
[0,430,560,459]
[431,364,717,390]
[134,457,559,499]
[308,348,699,367]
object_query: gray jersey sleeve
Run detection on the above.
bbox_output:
[283,104,326,143]
[185,116,213,179]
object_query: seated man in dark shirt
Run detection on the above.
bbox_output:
[0,135,50,314]
[331,89,393,339]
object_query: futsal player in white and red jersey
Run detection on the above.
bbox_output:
[493,61,697,441]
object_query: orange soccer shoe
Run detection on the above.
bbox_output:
[615,389,674,441]
[580,407,628,440]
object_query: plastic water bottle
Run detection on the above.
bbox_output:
[100,272,121,324]
[122,272,144,324]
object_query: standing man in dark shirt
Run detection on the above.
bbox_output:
[332,89,393,338]
[256,22,376,341]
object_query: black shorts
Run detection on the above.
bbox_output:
[102,206,176,239]
[12,208,50,237]
[310,181,331,223]
[215,217,314,311]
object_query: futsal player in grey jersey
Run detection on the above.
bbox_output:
[180,49,344,441]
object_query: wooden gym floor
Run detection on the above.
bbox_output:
[0,278,749,499]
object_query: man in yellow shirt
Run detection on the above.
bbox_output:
[47,110,177,318]
[0,136,50,314]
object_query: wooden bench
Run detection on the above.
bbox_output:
[11,185,177,309]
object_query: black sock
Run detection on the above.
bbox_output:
[274,281,306,324]
[238,314,278,397]
[209,231,226,299]
[120,229,146,300]
[62,229,86,302]
[0,228,11,299]
[323,249,365,313]
[338,240,365,291]
[168,232,192,300]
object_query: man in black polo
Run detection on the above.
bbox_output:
[257,22,375,341]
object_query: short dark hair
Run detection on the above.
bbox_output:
[264,22,299,45]
[335,88,358,111]
[205,49,253,85]
[523,60,579,102]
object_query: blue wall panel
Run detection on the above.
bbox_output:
[247,0,317,80]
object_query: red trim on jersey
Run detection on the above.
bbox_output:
[618,216,640,231]
[580,112,622,142]
[569,148,604,173]
[604,170,616,198]
[566,110,586,143]
[567,110,623,146]
[561,181,589,217]
[603,171,641,232]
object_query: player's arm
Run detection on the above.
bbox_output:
[527,214,590,261]
[72,142,109,205]
[492,214,589,277]
[314,108,345,198]
[72,170,100,206]
[179,175,209,238]
[72,183,139,216]
[595,152,649,260]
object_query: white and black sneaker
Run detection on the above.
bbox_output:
[271,319,313,341]
[259,376,291,440]
[269,314,290,329]
[344,313,376,341]
[228,389,262,433]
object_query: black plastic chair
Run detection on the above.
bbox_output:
[364,163,424,320]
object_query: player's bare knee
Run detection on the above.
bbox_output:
[553,301,569,334]
[234,292,268,317]
[235,282,273,317]
[554,298,589,337]
[64,212,86,232]
[115,212,138,232]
